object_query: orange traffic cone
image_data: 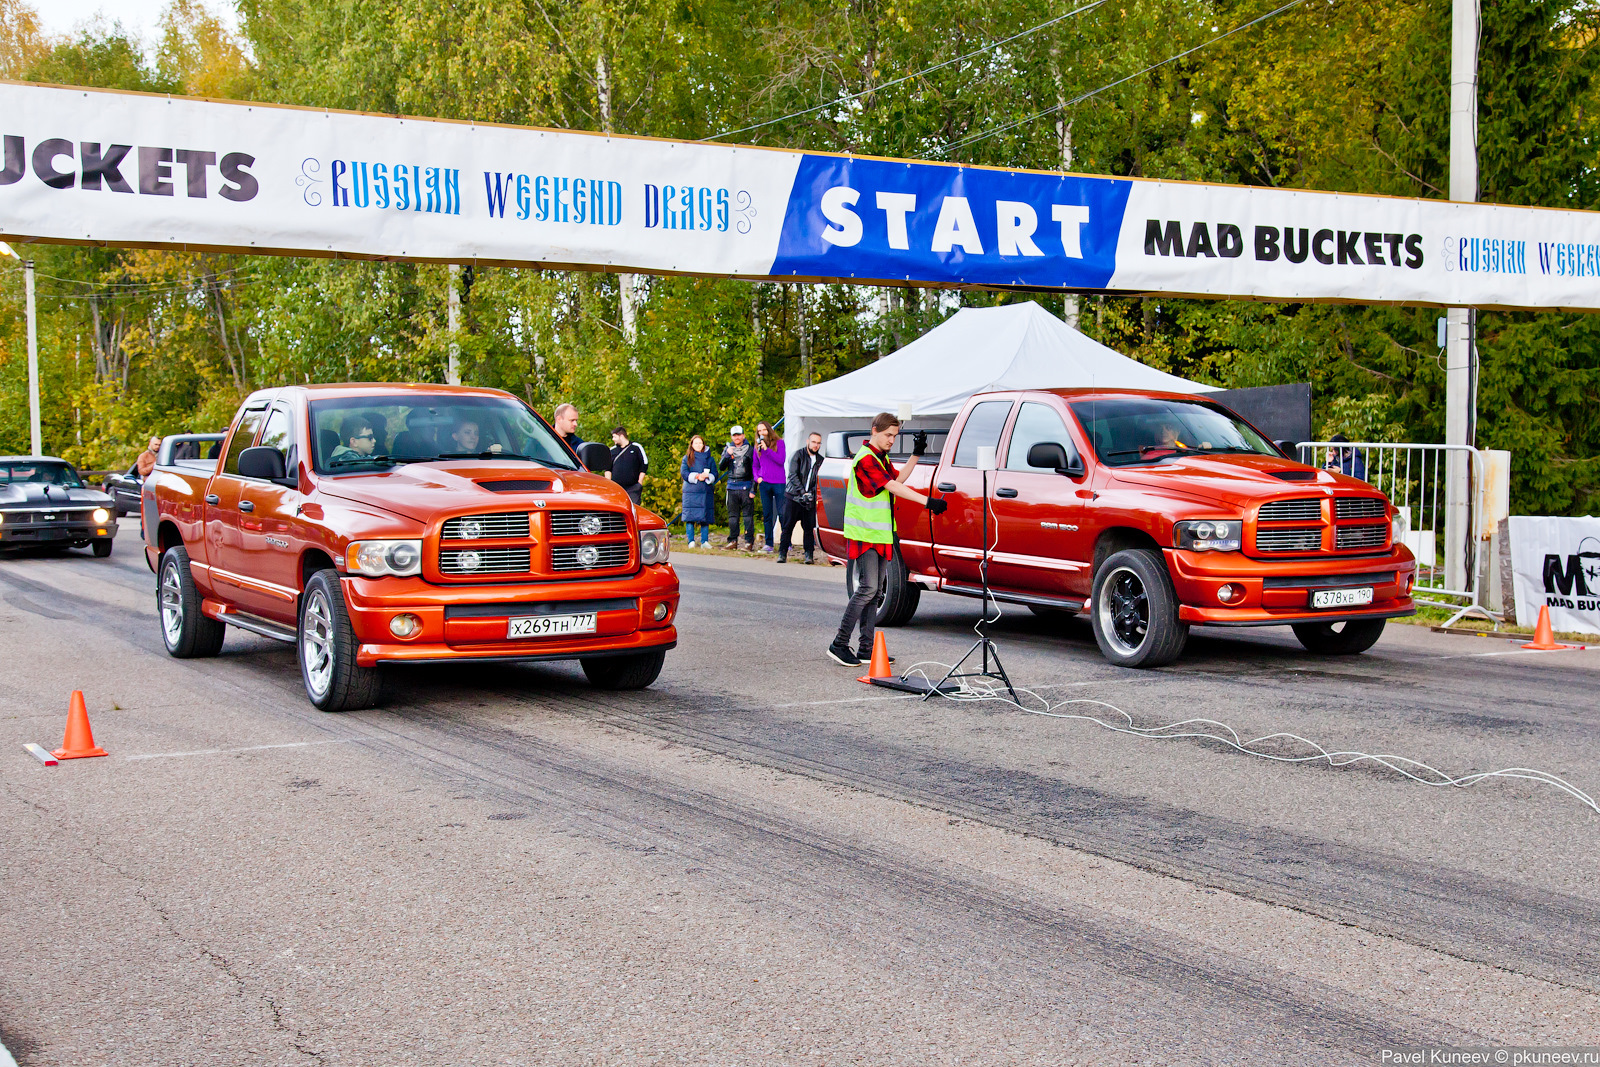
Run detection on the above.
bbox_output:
[52,691,108,760]
[857,632,894,684]
[1522,606,1580,651]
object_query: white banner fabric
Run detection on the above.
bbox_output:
[1507,515,1600,635]
[7,82,1600,310]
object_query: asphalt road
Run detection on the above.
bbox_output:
[2,522,1598,1065]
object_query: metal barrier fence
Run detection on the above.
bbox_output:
[1296,441,1492,624]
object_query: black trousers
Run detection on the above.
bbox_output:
[777,499,816,558]
[726,483,755,545]
[835,548,887,653]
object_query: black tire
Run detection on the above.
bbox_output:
[581,649,667,690]
[1292,618,1386,656]
[1090,547,1188,668]
[158,545,225,658]
[92,539,113,558]
[844,550,922,627]
[298,569,382,711]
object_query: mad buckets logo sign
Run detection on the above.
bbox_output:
[1508,517,1600,635]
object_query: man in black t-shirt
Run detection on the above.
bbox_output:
[609,426,649,505]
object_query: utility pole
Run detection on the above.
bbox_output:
[447,263,461,385]
[1445,0,1479,591]
[25,258,40,457]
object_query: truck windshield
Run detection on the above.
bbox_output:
[309,395,578,474]
[1069,397,1277,467]
[0,462,84,487]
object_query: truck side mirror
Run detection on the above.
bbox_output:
[238,446,287,481]
[1027,441,1085,477]
[576,441,612,473]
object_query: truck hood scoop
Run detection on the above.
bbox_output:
[320,463,615,521]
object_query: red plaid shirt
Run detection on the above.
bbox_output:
[847,444,896,560]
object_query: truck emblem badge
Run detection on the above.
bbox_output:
[534,500,547,508]
[265,536,288,548]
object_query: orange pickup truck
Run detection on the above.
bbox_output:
[817,388,1417,667]
[143,384,678,710]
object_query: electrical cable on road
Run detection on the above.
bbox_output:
[933,0,1311,157]
[702,0,1114,143]
[893,664,1600,818]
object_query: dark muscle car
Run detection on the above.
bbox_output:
[0,457,119,556]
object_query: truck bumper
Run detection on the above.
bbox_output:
[340,565,680,668]
[1165,548,1417,627]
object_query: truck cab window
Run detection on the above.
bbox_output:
[223,408,267,476]
[1005,403,1077,470]
[258,406,297,476]
[951,401,1013,468]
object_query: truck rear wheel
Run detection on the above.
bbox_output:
[845,551,921,627]
[1090,547,1187,668]
[1292,618,1386,655]
[158,545,225,658]
[298,569,382,712]
[581,649,666,690]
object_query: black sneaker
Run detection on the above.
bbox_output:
[827,642,862,667]
[860,650,896,665]
[776,553,787,564]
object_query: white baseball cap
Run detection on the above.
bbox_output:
[730,424,744,435]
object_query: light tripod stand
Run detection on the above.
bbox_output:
[923,458,1018,702]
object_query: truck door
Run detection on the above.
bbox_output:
[930,399,1014,588]
[989,400,1094,601]
[233,403,307,624]
[205,405,266,605]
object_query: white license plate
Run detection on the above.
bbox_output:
[508,613,597,638]
[1311,587,1374,609]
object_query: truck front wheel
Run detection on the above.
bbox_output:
[581,649,666,690]
[1090,548,1187,668]
[158,545,225,658]
[1291,618,1386,656]
[298,570,382,712]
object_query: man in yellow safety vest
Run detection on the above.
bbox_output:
[829,412,947,667]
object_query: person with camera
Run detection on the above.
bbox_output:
[777,431,825,564]
[829,413,947,667]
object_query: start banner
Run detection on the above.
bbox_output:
[1508,515,1600,635]
[7,82,1600,310]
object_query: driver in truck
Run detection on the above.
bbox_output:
[828,412,948,668]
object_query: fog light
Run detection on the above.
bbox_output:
[92,508,111,524]
[576,544,600,568]
[1217,584,1243,604]
[389,613,422,638]
[653,602,669,622]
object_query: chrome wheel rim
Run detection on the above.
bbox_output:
[301,588,335,697]
[159,562,184,646]
[1098,566,1149,656]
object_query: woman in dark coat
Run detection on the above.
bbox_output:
[680,434,718,545]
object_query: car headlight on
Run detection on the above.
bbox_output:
[1175,519,1243,552]
[639,528,671,565]
[346,539,423,577]
[1391,506,1410,545]
[92,507,111,524]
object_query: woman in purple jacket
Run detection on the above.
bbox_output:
[752,421,787,553]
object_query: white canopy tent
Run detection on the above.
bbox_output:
[782,301,1207,453]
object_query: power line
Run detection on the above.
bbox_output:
[933,0,1310,157]
[702,0,1113,143]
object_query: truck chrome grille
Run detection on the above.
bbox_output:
[438,547,531,575]
[1336,524,1388,549]
[441,512,530,540]
[549,511,628,537]
[551,543,632,571]
[1258,498,1322,522]
[1335,496,1387,519]
[1255,527,1323,552]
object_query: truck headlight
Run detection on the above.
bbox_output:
[1175,519,1242,552]
[346,539,423,577]
[639,528,671,565]
[1391,506,1410,545]
[92,508,111,524]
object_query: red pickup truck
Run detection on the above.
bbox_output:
[817,388,1416,667]
[142,384,678,710]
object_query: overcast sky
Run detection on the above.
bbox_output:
[34,0,238,45]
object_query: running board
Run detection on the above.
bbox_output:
[219,611,297,643]
[938,582,1084,613]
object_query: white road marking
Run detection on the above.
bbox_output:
[124,739,353,761]
[773,677,1140,707]
[1432,646,1593,660]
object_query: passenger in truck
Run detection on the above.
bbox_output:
[328,417,377,463]
[449,419,481,453]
